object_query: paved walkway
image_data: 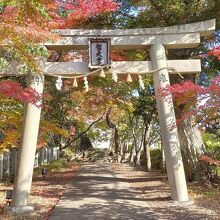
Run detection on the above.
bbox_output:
[49,163,158,220]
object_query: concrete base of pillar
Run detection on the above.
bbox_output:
[6,205,34,214]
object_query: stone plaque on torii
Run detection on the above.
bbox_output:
[1,19,216,213]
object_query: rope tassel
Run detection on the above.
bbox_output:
[138,75,145,90]
[126,74,132,82]
[55,76,63,90]
[73,78,78,87]
[112,71,118,82]
[99,69,106,78]
[84,76,89,92]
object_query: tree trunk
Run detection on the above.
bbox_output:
[143,123,152,171]
[128,143,134,164]
[169,70,205,181]
[109,132,115,151]
[120,142,127,163]
[114,128,119,156]
[146,143,151,171]
[176,115,204,180]
[135,150,141,167]
[160,141,166,173]
[106,108,120,159]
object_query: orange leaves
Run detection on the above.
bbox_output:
[37,121,68,148]
[0,1,58,72]
[0,79,42,151]
[1,0,118,72]
[0,129,20,150]
[0,98,22,151]
[40,121,68,137]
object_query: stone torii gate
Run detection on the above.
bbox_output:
[3,19,215,213]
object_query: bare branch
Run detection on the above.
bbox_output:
[68,109,108,146]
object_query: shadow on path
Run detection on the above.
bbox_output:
[49,163,158,220]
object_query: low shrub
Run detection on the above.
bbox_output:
[140,148,162,170]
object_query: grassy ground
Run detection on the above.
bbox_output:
[188,182,220,214]
[0,159,80,220]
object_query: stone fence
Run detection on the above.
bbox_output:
[0,147,60,182]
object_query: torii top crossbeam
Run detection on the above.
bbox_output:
[46,19,215,50]
[42,19,215,77]
[1,19,216,77]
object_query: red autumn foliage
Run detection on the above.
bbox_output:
[0,2,58,42]
[55,0,118,28]
[159,76,220,123]
[208,46,220,60]
[199,154,220,167]
[0,80,41,106]
[1,0,118,44]
[160,80,205,104]
[110,50,131,61]
[158,45,220,124]
[1,0,118,102]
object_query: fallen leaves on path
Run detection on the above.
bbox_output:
[112,163,219,220]
[0,162,80,220]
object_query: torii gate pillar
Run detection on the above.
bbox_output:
[150,44,189,202]
[8,74,44,213]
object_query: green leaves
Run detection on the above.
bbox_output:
[0,57,9,71]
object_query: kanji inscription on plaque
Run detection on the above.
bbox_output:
[88,38,111,69]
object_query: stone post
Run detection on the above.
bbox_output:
[10,150,18,181]
[44,148,48,164]
[47,148,51,163]
[34,152,39,167]
[9,74,44,213]
[41,149,44,165]
[53,148,57,160]
[38,149,43,166]
[0,154,3,181]
[3,152,10,178]
[51,148,54,161]
[57,147,60,160]
[150,44,189,202]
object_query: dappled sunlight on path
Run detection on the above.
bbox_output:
[49,163,158,220]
